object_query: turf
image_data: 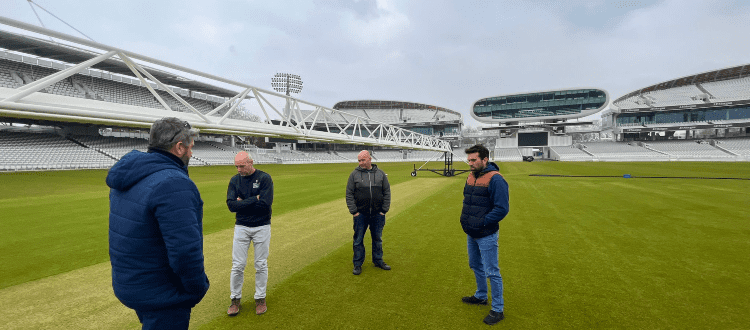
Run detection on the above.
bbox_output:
[0,162,435,289]
[1,161,749,329]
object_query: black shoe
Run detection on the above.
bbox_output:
[461,295,488,305]
[353,266,362,275]
[374,262,391,270]
[483,310,504,325]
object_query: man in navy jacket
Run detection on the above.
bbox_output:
[107,117,209,330]
[226,151,273,316]
[459,144,509,326]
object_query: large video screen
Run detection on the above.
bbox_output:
[518,132,548,146]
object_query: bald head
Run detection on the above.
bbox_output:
[357,150,372,170]
[235,151,252,164]
[234,151,255,176]
[357,150,371,160]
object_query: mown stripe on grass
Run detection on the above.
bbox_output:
[0,178,452,330]
[198,176,470,330]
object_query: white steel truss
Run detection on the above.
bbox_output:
[0,16,451,152]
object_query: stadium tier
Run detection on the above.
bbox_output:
[493,148,523,162]
[331,100,462,139]
[715,137,750,157]
[643,140,736,160]
[580,142,669,161]
[0,130,115,171]
[0,57,228,115]
[472,88,609,123]
[610,63,750,142]
[2,26,749,167]
[549,145,594,161]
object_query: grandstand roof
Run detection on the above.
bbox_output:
[333,100,461,117]
[613,63,749,105]
[0,29,241,99]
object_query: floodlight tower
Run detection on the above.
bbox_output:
[272,73,303,120]
[271,73,303,96]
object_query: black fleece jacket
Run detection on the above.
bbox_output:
[226,169,273,228]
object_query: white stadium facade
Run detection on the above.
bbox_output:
[1,14,749,172]
[601,63,750,161]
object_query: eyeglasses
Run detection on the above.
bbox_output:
[168,120,191,143]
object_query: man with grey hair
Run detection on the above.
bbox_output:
[346,150,391,275]
[107,117,209,330]
[226,151,274,316]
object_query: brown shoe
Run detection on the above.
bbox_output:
[227,298,241,316]
[255,298,267,315]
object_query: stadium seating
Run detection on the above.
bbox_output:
[581,142,669,161]
[702,77,750,101]
[0,58,224,114]
[190,141,242,165]
[644,140,736,160]
[402,109,439,122]
[72,135,149,160]
[304,150,349,163]
[335,151,365,161]
[372,150,405,162]
[493,148,523,162]
[549,146,594,161]
[714,138,750,159]
[408,150,445,161]
[0,131,116,171]
[642,85,704,107]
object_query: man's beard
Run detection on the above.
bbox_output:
[471,164,484,177]
[181,154,191,166]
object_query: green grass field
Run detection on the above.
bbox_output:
[1,161,749,329]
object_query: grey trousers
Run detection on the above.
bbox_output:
[230,224,270,300]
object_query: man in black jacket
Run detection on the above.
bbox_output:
[226,151,273,316]
[345,150,391,275]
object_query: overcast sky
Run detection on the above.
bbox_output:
[2,0,750,127]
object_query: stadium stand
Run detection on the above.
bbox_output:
[190,142,241,165]
[549,145,594,161]
[642,85,704,106]
[714,138,750,159]
[0,59,83,98]
[0,57,225,114]
[643,141,736,160]
[373,150,405,162]
[702,77,750,102]
[332,100,462,139]
[0,130,115,171]
[304,150,349,163]
[408,150,444,161]
[241,148,278,164]
[493,148,523,162]
[271,150,313,164]
[336,150,366,161]
[581,142,669,161]
[73,135,148,159]
[4,44,750,169]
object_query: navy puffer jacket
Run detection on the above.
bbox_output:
[460,162,509,238]
[107,149,209,311]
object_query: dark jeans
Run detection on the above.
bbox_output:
[353,212,385,266]
[135,306,191,330]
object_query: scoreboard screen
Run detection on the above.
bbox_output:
[518,132,548,146]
